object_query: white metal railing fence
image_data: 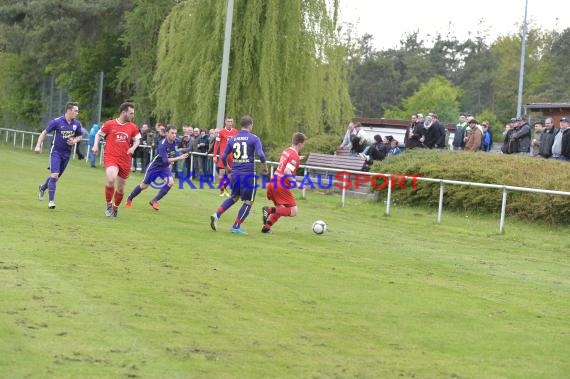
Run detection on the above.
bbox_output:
[3,127,569,233]
[1,127,90,160]
[294,164,570,233]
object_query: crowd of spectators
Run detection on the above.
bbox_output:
[337,112,570,163]
[87,122,219,178]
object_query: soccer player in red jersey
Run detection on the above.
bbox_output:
[212,116,237,196]
[92,102,141,217]
[261,132,306,233]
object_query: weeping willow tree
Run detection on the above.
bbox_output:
[153,0,352,144]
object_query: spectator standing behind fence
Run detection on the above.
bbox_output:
[481,121,493,152]
[196,128,210,178]
[511,117,531,155]
[138,124,151,171]
[420,115,436,148]
[88,123,100,168]
[538,117,556,158]
[131,123,149,172]
[35,102,83,209]
[75,125,87,160]
[154,123,166,152]
[464,119,482,152]
[177,126,192,178]
[501,118,517,154]
[206,128,216,177]
[551,117,570,161]
[405,113,425,149]
[434,113,448,148]
[530,121,543,157]
[452,114,468,150]
[131,124,145,172]
[426,113,446,149]
[190,127,201,179]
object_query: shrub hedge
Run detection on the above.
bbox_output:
[369,149,570,225]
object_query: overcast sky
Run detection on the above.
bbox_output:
[339,0,570,50]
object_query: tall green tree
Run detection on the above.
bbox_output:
[384,76,461,124]
[456,38,497,116]
[0,0,134,125]
[153,0,352,144]
[118,0,177,124]
[533,28,570,101]
[346,34,402,118]
[0,52,38,125]
[57,32,127,125]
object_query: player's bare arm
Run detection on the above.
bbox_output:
[127,134,142,156]
[34,130,48,153]
[92,131,105,154]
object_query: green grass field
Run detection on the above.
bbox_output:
[1,144,569,378]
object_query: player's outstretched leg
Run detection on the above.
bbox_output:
[231,203,251,235]
[126,184,143,208]
[148,186,171,211]
[38,177,50,201]
[46,177,59,209]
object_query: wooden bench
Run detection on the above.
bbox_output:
[305,153,367,173]
[301,153,371,198]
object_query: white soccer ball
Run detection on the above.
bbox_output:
[312,220,327,235]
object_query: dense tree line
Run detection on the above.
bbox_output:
[1,1,569,147]
[348,27,570,125]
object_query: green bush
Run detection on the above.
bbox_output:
[370,149,570,225]
[302,133,342,155]
[263,133,340,162]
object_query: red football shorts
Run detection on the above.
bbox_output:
[266,181,296,207]
[104,158,131,180]
[217,154,233,169]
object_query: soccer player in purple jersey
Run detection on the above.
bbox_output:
[34,102,83,209]
[210,115,268,234]
[125,125,188,211]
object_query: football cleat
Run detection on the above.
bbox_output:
[104,203,114,217]
[38,185,45,201]
[231,227,247,235]
[210,213,218,231]
[262,206,271,225]
[261,226,271,234]
[149,200,159,211]
[48,201,56,209]
[125,200,133,209]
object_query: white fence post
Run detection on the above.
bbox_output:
[499,187,508,234]
[385,175,392,215]
[438,181,445,224]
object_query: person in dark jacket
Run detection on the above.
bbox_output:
[452,114,468,150]
[511,117,531,154]
[423,115,443,149]
[538,117,556,158]
[405,113,426,149]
